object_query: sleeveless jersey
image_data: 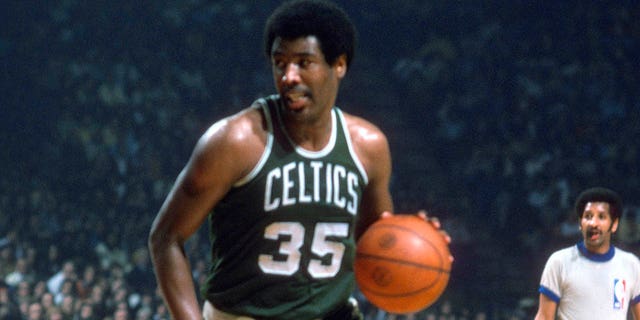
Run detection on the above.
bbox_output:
[202,95,369,319]
[538,242,640,320]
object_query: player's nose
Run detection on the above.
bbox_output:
[282,63,301,84]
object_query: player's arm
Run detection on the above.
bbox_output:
[148,109,264,320]
[345,115,393,240]
[345,115,452,252]
[632,300,640,320]
[534,293,557,320]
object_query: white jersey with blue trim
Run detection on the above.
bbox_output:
[538,242,640,319]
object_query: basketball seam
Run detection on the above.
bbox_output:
[355,217,451,312]
[364,224,449,269]
[355,253,451,274]
[358,268,449,298]
[369,223,441,245]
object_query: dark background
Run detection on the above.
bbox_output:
[1,1,639,319]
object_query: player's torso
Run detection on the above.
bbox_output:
[204,96,368,319]
[559,246,635,319]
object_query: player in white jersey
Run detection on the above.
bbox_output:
[535,187,640,320]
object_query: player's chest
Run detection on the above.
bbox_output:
[563,260,633,304]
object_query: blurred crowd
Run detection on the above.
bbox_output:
[2,1,639,319]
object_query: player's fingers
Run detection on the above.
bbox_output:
[381,211,393,218]
[439,230,452,245]
[417,210,451,245]
[427,216,441,229]
[417,209,441,228]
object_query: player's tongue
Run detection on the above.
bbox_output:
[587,229,600,240]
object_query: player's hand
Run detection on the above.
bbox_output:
[416,210,451,243]
[381,210,454,262]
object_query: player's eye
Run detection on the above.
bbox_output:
[299,59,311,68]
[271,58,286,70]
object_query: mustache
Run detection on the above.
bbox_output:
[584,225,614,234]
[586,228,600,235]
[282,86,309,96]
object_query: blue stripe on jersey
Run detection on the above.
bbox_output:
[539,285,561,303]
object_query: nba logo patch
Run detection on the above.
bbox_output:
[613,278,626,309]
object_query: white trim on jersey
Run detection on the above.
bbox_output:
[233,98,275,187]
[275,102,338,159]
[335,108,369,186]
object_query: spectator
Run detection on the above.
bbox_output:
[15,280,32,307]
[0,280,20,319]
[76,303,96,320]
[45,306,63,320]
[75,264,97,300]
[112,303,130,320]
[5,257,35,287]
[39,292,54,314]
[53,279,75,306]
[59,295,76,319]
[47,261,76,296]
[26,301,44,320]
[125,247,154,295]
[32,281,48,305]
[0,245,15,280]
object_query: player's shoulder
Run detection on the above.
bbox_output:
[198,102,267,150]
[340,110,388,147]
[548,245,578,263]
[187,103,268,179]
[338,110,391,181]
[614,246,640,264]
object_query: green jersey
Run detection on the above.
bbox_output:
[203,95,368,319]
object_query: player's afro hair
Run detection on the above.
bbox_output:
[264,0,356,68]
[574,187,623,222]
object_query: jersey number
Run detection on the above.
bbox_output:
[258,222,348,278]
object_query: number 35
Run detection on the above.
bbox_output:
[258,222,349,278]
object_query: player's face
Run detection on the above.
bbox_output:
[270,36,346,124]
[579,202,618,254]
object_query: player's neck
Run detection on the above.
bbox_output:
[283,112,333,151]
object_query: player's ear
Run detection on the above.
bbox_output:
[611,218,619,233]
[334,54,347,78]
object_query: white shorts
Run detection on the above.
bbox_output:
[203,301,256,320]
[202,301,323,320]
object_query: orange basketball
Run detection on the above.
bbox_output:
[355,214,451,314]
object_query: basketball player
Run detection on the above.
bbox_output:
[148,1,448,319]
[535,187,640,320]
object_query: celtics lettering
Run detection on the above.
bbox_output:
[264,161,359,214]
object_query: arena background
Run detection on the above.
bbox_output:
[1,1,639,319]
